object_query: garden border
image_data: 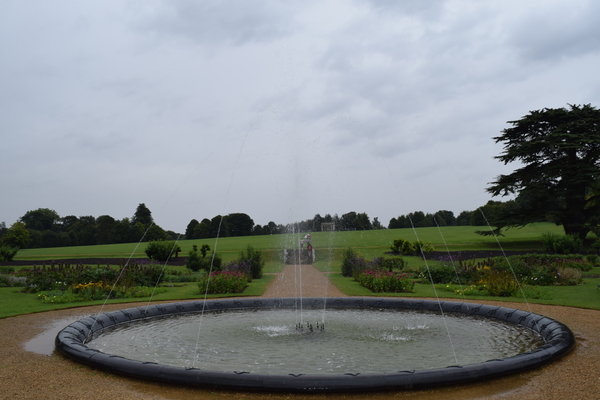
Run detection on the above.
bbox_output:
[55,297,575,392]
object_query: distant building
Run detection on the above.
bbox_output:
[321,222,335,232]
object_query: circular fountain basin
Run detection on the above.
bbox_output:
[55,297,575,392]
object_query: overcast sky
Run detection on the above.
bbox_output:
[1,0,599,233]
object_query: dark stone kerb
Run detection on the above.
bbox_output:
[55,297,575,393]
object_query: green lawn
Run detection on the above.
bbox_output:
[3,223,599,319]
[13,223,566,261]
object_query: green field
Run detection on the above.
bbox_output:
[2,222,599,319]
[13,222,565,261]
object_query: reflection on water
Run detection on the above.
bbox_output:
[25,315,89,355]
[87,308,544,374]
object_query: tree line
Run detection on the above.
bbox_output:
[0,204,177,249]
[1,204,488,250]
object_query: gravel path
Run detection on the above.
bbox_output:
[1,265,599,399]
[262,264,345,298]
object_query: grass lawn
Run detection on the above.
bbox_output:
[3,223,599,318]
[12,223,566,262]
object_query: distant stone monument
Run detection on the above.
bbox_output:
[321,222,335,232]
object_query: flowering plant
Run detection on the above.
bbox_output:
[356,269,415,293]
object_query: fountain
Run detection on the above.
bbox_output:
[55,296,574,392]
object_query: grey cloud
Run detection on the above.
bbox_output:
[508,2,600,62]
[361,0,446,19]
[138,0,298,46]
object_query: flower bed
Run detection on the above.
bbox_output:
[197,271,248,294]
[356,270,415,293]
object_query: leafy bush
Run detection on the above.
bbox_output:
[186,244,218,272]
[223,260,252,281]
[145,240,181,261]
[370,256,407,272]
[185,251,209,272]
[197,271,248,294]
[0,246,18,262]
[479,269,519,297]
[586,254,600,266]
[390,239,434,255]
[495,254,592,274]
[356,270,415,293]
[0,274,12,287]
[420,264,458,284]
[0,266,15,274]
[240,245,264,279]
[340,248,367,277]
[540,232,583,254]
[555,267,582,286]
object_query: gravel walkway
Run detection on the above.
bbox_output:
[1,265,599,400]
[262,264,345,298]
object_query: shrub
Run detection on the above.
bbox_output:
[240,245,264,279]
[540,232,583,254]
[555,267,582,286]
[420,264,457,284]
[356,270,414,293]
[197,271,248,294]
[390,239,434,255]
[0,246,18,262]
[381,257,408,272]
[586,254,600,266]
[340,248,367,277]
[480,269,520,297]
[0,274,12,287]
[145,240,181,262]
[0,266,15,274]
[185,251,208,272]
[223,260,252,281]
[186,244,216,272]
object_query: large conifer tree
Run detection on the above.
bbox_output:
[487,104,600,239]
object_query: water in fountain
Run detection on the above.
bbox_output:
[86,307,543,375]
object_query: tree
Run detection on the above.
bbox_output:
[372,217,384,229]
[20,208,60,231]
[456,211,473,226]
[132,203,153,226]
[336,212,356,230]
[225,213,254,237]
[194,221,210,239]
[1,221,30,248]
[435,210,456,226]
[208,215,226,237]
[185,219,199,239]
[145,224,167,241]
[95,215,116,245]
[487,104,600,239]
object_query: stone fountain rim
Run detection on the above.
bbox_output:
[55,297,575,393]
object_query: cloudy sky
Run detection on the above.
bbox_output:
[1,0,599,233]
